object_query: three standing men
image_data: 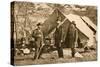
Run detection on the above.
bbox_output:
[32,19,78,60]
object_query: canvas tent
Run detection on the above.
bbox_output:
[41,8,94,48]
[41,9,65,36]
[64,14,94,47]
[81,16,96,33]
[41,9,57,36]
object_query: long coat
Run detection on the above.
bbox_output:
[54,26,63,47]
[67,24,78,48]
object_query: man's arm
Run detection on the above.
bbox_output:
[61,26,64,43]
[32,30,35,38]
[75,29,78,42]
[41,31,45,46]
[74,29,78,47]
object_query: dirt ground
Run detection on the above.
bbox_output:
[14,48,97,66]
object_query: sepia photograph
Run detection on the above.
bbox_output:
[11,1,97,66]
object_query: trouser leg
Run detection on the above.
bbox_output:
[34,47,39,60]
[38,47,43,59]
[57,47,64,58]
[34,39,41,60]
[71,48,75,57]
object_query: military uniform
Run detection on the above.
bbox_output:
[32,28,44,60]
[68,23,78,57]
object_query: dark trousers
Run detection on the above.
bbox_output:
[57,47,64,58]
[71,48,76,57]
[33,38,43,60]
[34,46,43,60]
[34,47,39,59]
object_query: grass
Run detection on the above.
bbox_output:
[14,48,97,66]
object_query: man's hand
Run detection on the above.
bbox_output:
[61,40,63,43]
[42,43,45,46]
[74,42,78,47]
[31,38,35,41]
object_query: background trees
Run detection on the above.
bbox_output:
[13,2,97,41]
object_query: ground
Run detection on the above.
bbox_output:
[14,48,97,66]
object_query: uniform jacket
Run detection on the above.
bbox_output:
[32,28,44,48]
